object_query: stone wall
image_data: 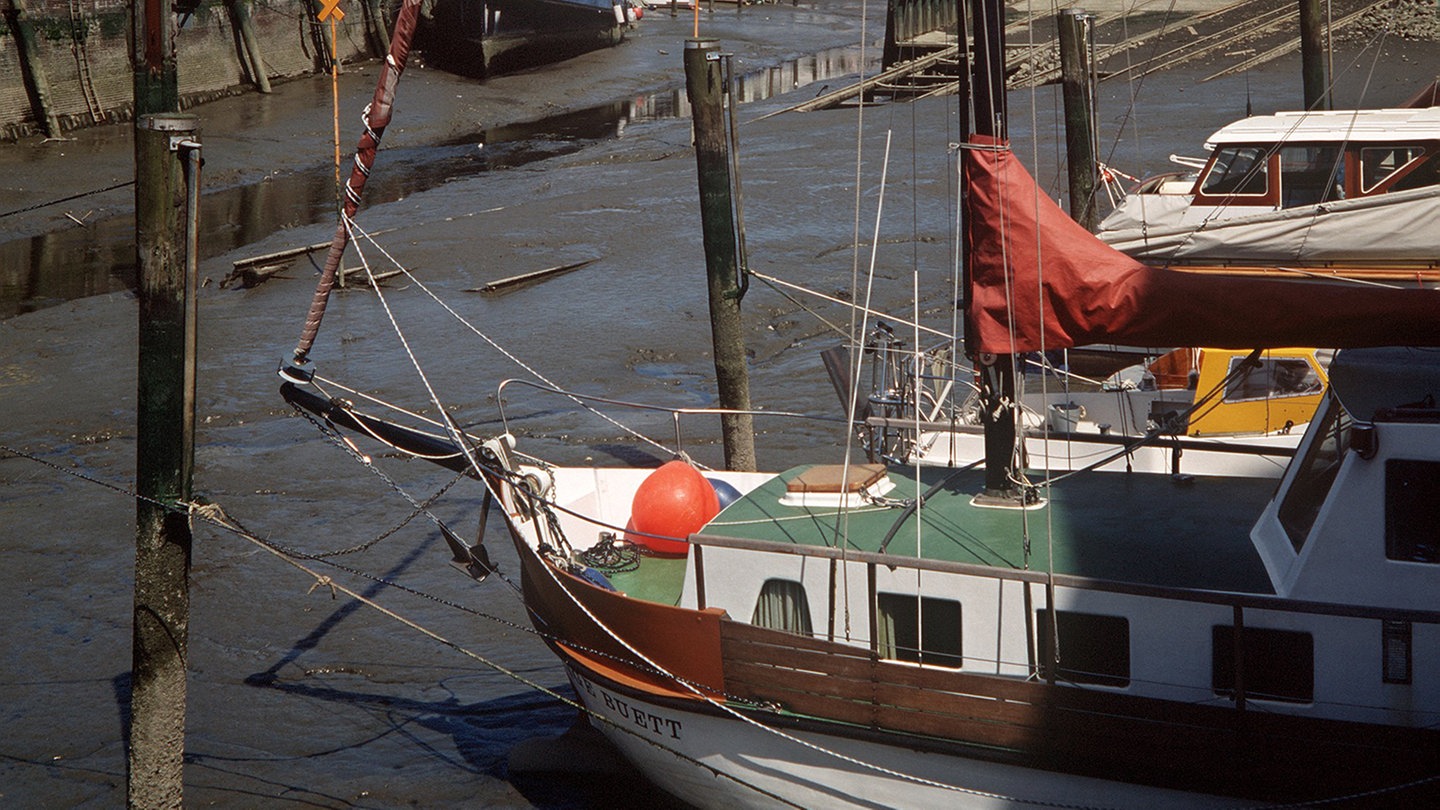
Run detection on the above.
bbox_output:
[0,1,388,141]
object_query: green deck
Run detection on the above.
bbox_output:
[701,465,1277,594]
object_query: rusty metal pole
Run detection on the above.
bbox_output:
[684,38,756,472]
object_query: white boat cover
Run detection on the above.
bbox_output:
[1097,186,1440,264]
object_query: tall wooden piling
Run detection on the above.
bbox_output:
[226,0,273,93]
[129,2,195,805]
[1299,0,1330,110]
[364,0,391,57]
[9,0,63,138]
[684,38,756,472]
[130,112,200,810]
[132,0,180,116]
[1058,8,1098,231]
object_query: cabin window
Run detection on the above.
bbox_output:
[1360,145,1427,193]
[1198,146,1269,197]
[1277,397,1350,553]
[877,594,963,668]
[1277,145,1344,206]
[1385,460,1440,564]
[1221,355,1323,403]
[1391,150,1439,191]
[1037,610,1130,687]
[1212,626,1314,703]
[751,579,814,636]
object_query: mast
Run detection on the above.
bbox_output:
[966,0,1024,504]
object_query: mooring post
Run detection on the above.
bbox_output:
[131,112,201,810]
[364,0,391,57]
[1299,0,1330,111]
[9,0,63,138]
[683,38,756,472]
[1058,8,1098,230]
[129,1,196,804]
[225,0,273,93]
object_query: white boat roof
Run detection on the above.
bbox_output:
[1205,107,1440,148]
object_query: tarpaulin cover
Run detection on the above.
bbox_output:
[962,135,1440,355]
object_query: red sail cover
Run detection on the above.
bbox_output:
[963,135,1440,355]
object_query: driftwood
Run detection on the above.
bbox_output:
[221,263,404,289]
[467,258,598,295]
[222,227,401,289]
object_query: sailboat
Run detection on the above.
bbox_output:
[279,0,1440,805]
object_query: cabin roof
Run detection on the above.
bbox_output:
[1329,347,1440,422]
[1205,107,1440,148]
[702,466,1276,594]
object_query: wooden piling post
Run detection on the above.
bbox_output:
[307,0,339,72]
[131,112,201,810]
[8,0,63,138]
[684,38,756,472]
[364,0,391,57]
[129,3,195,806]
[1058,8,1098,230]
[226,0,273,93]
[1299,0,1330,111]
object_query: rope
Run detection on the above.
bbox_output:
[0,181,134,220]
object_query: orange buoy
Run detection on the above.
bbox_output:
[625,460,720,556]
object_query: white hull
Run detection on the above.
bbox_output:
[566,664,1231,809]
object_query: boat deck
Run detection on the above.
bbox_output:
[700,465,1277,594]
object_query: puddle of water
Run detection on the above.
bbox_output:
[0,45,871,320]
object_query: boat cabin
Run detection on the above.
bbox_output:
[1189,108,1440,210]
[1102,346,1325,437]
[1096,108,1440,266]
[1252,346,1440,607]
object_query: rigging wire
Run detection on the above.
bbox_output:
[338,220,697,467]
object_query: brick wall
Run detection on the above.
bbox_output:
[0,1,384,140]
